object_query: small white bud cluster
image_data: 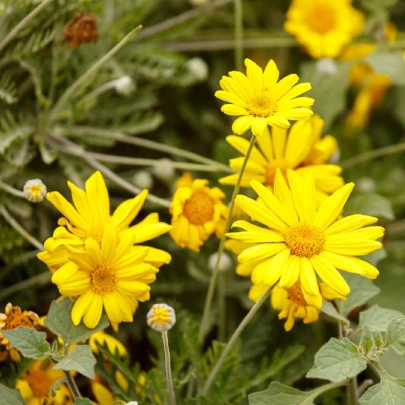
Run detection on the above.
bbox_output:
[23,179,47,203]
[147,303,176,332]
[114,76,136,96]
[185,57,209,82]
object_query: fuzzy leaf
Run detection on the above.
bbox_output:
[45,298,109,346]
[359,305,403,332]
[2,326,50,359]
[0,383,27,405]
[54,345,96,379]
[386,318,405,355]
[321,301,350,326]
[306,338,367,382]
[360,326,375,353]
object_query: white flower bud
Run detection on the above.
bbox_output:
[152,158,175,181]
[185,57,209,82]
[356,177,376,193]
[147,304,176,332]
[208,252,232,272]
[316,58,338,77]
[125,402,139,405]
[114,76,136,96]
[23,179,47,203]
[133,171,154,190]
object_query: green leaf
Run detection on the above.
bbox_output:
[359,305,403,332]
[359,372,405,405]
[321,301,350,326]
[342,274,380,316]
[0,383,27,405]
[360,326,375,353]
[386,318,405,355]
[53,345,96,379]
[365,51,405,87]
[306,338,367,382]
[248,381,345,405]
[2,326,50,359]
[344,193,394,220]
[45,298,109,346]
[74,399,93,405]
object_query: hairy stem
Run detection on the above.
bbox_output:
[202,285,271,396]
[0,181,25,198]
[162,331,177,405]
[63,370,81,400]
[199,134,255,343]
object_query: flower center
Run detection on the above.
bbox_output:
[87,228,103,246]
[28,185,44,198]
[287,282,308,306]
[247,92,275,117]
[284,224,325,258]
[265,159,291,186]
[2,306,38,331]
[183,193,215,225]
[306,4,336,34]
[91,264,115,294]
[24,368,54,398]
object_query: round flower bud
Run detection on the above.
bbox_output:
[133,171,154,190]
[114,76,136,96]
[152,158,175,181]
[147,304,176,332]
[185,57,209,82]
[356,177,376,193]
[316,58,338,77]
[208,252,232,272]
[23,179,47,203]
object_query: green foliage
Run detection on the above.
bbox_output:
[74,399,93,405]
[54,344,96,379]
[359,305,403,332]
[0,73,17,104]
[2,326,50,359]
[386,318,405,354]
[45,297,109,346]
[0,383,27,405]
[344,193,395,220]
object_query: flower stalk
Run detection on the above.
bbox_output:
[162,331,177,405]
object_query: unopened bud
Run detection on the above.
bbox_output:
[23,179,47,203]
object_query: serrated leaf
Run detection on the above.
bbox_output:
[74,399,93,405]
[306,338,367,382]
[248,381,345,405]
[360,326,375,353]
[2,326,50,359]
[0,383,27,405]
[45,298,109,346]
[54,345,96,379]
[386,318,405,355]
[359,372,405,405]
[359,305,403,332]
[321,301,350,326]
[342,274,380,316]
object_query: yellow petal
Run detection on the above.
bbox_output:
[85,171,110,224]
[251,117,268,137]
[83,294,103,329]
[245,58,264,94]
[71,290,94,325]
[238,243,286,263]
[279,255,300,288]
[232,115,254,135]
[112,190,148,231]
[325,214,378,235]
[273,74,299,100]
[263,59,279,90]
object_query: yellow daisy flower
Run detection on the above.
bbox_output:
[16,359,73,405]
[226,170,384,305]
[220,115,343,203]
[170,173,228,252]
[249,280,345,331]
[52,223,158,329]
[284,0,365,59]
[38,171,172,272]
[215,58,314,136]
[89,330,127,357]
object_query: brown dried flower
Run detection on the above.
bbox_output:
[63,13,99,49]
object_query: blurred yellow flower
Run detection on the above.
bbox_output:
[16,359,73,405]
[226,171,384,305]
[89,330,127,357]
[284,0,365,59]
[38,171,172,272]
[215,58,314,136]
[52,223,159,329]
[170,173,228,252]
[220,115,343,204]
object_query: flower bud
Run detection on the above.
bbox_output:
[147,304,176,332]
[208,252,232,272]
[185,57,209,82]
[114,76,136,96]
[133,171,154,190]
[23,179,47,203]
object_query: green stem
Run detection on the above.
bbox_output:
[63,370,81,400]
[234,0,243,71]
[49,25,142,122]
[162,331,177,405]
[217,271,226,341]
[340,141,405,169]
[0,181,25,198]
[0,0,54,52]
[202,285,271,396]
[199,134,255,343]
[0,205,44,250]
[348,376,359,405]
[60,126,233,172]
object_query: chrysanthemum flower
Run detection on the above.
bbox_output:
[52,223,159,329]
[38,171,172,272]
[170,173,228,252]
[215,58,314,136]
[220,115,343,203]
[284,0,365,59]
[249,280,345,331]
[16,359,73,405]
[226,170,384,305]
[147,303,176,332]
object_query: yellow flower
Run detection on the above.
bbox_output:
[147,303,176,332]
[89,330,127,357]
[226,170,384,306]
[249,280,345,331]
[215,58,314,136]
[284,0,365,59]
[37,171,172,272]
[16,359,73,405]
[52,223,159,329]
[170,173,228,252]
[92,381,117,405]
[220,115,343,203]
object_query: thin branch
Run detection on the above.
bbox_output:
[0,180,25,198]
